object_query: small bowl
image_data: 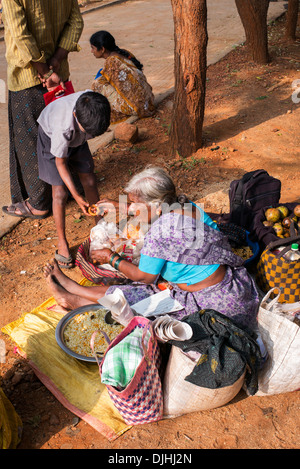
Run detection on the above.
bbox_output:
[55,304,112,363]
[244,231,260,266]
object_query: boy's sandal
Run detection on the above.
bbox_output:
[55,250,75,269]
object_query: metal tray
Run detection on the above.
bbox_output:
[55,304,111,363]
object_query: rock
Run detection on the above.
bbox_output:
[73,211,83,220]
[137,127,148,139]
[165,100,174,111]
[11,371,24,385]
[72,417,80,426]
[114,122,138,143]
[50,414,60,426]
[60,443,73,450]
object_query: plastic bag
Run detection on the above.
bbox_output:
[89,219,146,265]
[89,219,122,252]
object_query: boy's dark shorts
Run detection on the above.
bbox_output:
[37,126,94,186]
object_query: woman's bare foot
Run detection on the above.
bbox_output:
[44,269,73,310]
[48,304,70,314]
[44,263,95,310]
[44,260,74,291]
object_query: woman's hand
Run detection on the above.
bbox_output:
[96,198,130,218]
[90,247,159,285]
[96,198,118,212]
[90,248,113,265]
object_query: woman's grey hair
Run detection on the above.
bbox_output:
[124,166,178,206]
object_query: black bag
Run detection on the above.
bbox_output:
[229,169,281,232]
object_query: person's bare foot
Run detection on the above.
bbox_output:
[44,260,73,290]
[48,304,70,314]
[44,262,93,310]
[44,268,73,310]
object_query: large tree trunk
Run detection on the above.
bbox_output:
[235,0,270,64]
[285,0,299,41]
[169,0,208,158]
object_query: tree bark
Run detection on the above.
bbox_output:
[235,0,270,64]
[285,0,299,41]
[169,0,208,158]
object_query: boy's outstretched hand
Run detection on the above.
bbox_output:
[75,196,90,216]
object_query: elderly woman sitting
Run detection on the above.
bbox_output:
[44,167,259,330]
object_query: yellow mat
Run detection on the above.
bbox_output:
[1,280,130,441]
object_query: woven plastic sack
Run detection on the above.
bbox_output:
[163,345,246,418]
[256,288,300,396]
[98,316,163,425]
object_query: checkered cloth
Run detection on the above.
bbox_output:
[101,328,151,390]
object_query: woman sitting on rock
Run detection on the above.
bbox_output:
[44,166,259,331]
[90,30,155,124]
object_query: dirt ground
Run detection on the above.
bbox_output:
[1,13,300,450]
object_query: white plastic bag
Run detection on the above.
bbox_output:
[89,219,123,253]
[89,219,145,265]
[256,287,300,396]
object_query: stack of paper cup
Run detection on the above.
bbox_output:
[152,315,193,342]
[98,288,135,326]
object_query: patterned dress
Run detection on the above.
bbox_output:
[92,54,155,124]
[105,212,260,330]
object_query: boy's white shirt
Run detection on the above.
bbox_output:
[37,89,93,158]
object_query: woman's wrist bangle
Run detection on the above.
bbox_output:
[109,252,119,266]
[113,256,123,271]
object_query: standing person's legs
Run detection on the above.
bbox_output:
[52,173,100,269]
[37,127,74,268]
[52,184,73,268]
[3,86,51,217]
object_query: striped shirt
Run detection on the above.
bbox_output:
[2,0,84,91]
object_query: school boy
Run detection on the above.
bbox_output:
[37,90,110,268]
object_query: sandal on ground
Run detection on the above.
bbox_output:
[55,250,75,269]
[2,201,49,220]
